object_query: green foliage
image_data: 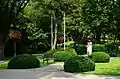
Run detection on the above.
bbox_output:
[0,63,8,69]
[17,0,83,53]
[53,48,77,61]
[44,49,57,57]
[90,43,119,57]
[89,52,110,63]
[105,43,119,57]
[65,41,74,47]
[57,48,76,52]
[64,56,95,73]
[62,0,89,43]
[8,54,40,69]
[93,44,105,52]
[16,0,52,53]
[82,0,120,43]
[0,0,29,32]
[75,44,87,55]
[44,48,76,55]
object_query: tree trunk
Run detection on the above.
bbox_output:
[0,34,5,60]
[51,16,54,50]
[95,31,101,44]
[0,44,4,60]
[14,42,16,56]
[73,35,78,47]
[53,23,57,49]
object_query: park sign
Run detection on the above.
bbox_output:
[9,30,22,40]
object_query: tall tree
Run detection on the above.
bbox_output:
[0,0,29,59]
[31,0,82,48]
[82,0,118,43]
[63,0,90,44]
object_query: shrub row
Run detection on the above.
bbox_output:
[8,50,109,70]
[93,44,105,52]
[93,43,119,57]
[105,43,119,57]
[75,43,120,57]
[44,48,75,56]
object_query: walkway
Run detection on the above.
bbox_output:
[0,62,120,79]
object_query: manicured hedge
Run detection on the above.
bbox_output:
[89,52,110,63]
[93,44,105,52]
[74,43,120,57]
[93,43,120,57]
[53,48,77,61]
[64,56,95,73]
[8,54,40,69]
[75,44,105,55]
[74,44,86,55]
[105,43,119,57]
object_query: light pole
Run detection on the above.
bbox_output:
[64,12,66,50]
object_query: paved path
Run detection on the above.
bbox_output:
[0,62,120,79]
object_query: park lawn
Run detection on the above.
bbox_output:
[83,57,120,75]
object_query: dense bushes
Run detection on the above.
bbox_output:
[44,47,76,56]
[93,43,119,57]
[74,44,105,55]
[64,56,95,73]
[93,44,105,52]
[74,44,86,55]
[53,48,77,61]
[8,54,40,69]
[44,49,57,56]
[75,43,120,57]
[105,43,119,57]
[89,52,110,63]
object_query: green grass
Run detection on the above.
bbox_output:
[83,57,120,75]
[0,63,8,69]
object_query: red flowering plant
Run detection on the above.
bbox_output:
[9,30,22,41]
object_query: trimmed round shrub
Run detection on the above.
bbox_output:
[64,56,95,73]
[8,54,40,69]
[89,52,110,63]
[53,48,77,61]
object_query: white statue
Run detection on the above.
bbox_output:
[87,40,92,55]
